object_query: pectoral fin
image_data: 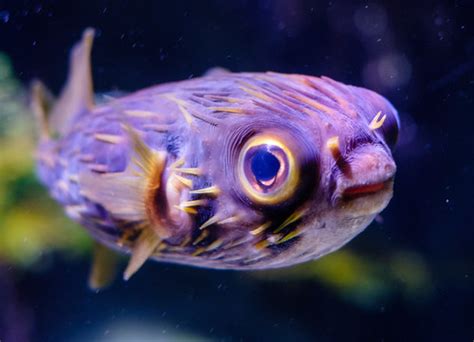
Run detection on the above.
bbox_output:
[79,125,170,231]
[79,169,147,222]
[80,124,174,280]
[123,125,172,238]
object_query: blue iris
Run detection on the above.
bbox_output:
[251,149,280,182]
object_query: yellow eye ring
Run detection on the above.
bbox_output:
[237,134,299,206]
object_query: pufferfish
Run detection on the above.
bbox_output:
[32,29,399,288]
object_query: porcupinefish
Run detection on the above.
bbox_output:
[32,29,399,288]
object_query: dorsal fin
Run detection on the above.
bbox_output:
[49,28,95,136]
[203,66,231,77]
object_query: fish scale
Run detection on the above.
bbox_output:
[32,29,399,288]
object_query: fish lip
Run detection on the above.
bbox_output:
[333,149,397,203]
[341,178,394,200]
[332,178,395,216]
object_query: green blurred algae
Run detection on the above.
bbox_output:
[256,249,433,307]
[0,52,91,268]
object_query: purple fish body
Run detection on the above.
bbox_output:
[33,29,399,283]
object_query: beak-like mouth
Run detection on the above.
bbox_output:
[332,144,396,216]
[342,179,393,200]
[335,178,394,216]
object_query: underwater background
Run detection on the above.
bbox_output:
[0,0,473,341]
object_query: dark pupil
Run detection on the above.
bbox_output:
[251,149,280,182]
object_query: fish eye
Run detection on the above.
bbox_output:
[251,149,281,185]
[237,135,299,205]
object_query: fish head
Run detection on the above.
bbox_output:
[202,74,399,266]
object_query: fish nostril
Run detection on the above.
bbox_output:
[384,162,396,176]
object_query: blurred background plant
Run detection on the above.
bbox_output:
[0,52,91,268]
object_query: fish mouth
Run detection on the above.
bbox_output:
[335,178,395,216]
[332,143,396,216]
[341,179,393,200]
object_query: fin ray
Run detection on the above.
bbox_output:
[79,169,147,221]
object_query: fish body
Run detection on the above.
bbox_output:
[33,30,399,281]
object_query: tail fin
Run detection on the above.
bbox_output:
[31,28,96,139]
